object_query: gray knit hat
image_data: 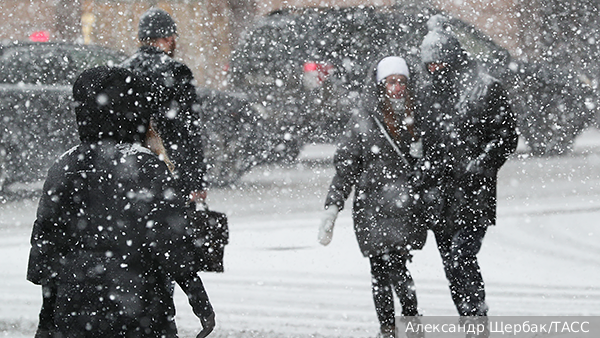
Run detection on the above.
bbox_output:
[420,14,465,67]
[138,8,177,41]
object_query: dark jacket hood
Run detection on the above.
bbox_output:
[73,66,154,144]
[420,14,468,69]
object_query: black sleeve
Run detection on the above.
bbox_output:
[173,64,207,192]
[26,156,75,332]
[27,159,71,285]
[324,116,364,211]
[479,81,519,171]
[414,92,448,186]
[158,63,207,195]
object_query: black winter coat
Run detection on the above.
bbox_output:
[27,141,213,337]
[418,60,518,229]
[121,46,207,195]
[325,67,427,257]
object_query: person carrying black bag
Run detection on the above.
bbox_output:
[122,7,229,273]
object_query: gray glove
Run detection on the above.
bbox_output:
[318,205,339,246]
[196,312,215,338]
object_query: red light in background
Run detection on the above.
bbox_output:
[29,31,50,42]
[303,61,334,88]
[304,62,319,72]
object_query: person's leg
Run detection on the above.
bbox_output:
[433,226,461,310]
[451,225,488,316]
[434,225,488,316]
[369,254,396,337]
[387,252,419,317]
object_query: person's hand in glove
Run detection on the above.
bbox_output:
[465,154,488,175]
[466,141,498,176]
[318,205,339,246]
[408,167,424,189]
[410,159,434,189]
[196,311,216,338]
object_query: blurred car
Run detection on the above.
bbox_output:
[0,40,269,192]
[198,88,274,186]
[227,4,598,158]
[0,41,127,193]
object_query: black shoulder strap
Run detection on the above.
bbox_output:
[373,116,410,167]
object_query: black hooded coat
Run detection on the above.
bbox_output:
[121,46,207,195]
[325,63,427,257]
[418,23,518,229]
[26,67,213,337]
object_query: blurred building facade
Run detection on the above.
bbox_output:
[0,0,526,89]
[0,0,232,88]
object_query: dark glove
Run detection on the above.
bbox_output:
[409,171,424,190]
[465,153,491,176]
[410,159,434,189]
[35,283,56,337]
[197,311,216,338]
[465,158,483,175]
[34,329,52,338]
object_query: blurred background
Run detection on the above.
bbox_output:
[1,0,599,191]
[1,0,597,91]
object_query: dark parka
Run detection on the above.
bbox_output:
[418,52,518,229]
[26,67,213,337]
[325,64,427,257]
[121,46,207,195]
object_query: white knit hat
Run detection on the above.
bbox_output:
[376,56,410,82]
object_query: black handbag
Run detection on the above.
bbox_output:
[187,202,229,272]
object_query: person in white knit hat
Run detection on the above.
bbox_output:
[318,56,426,338]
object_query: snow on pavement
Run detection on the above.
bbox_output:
[1,131,599,337]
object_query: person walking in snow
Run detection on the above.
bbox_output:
[318,56,427,338]
[121,7,208,203]
[417,14,518,324]
[27,66,215,338]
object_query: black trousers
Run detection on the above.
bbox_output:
[369,251,419,328]
[433,225,488,316]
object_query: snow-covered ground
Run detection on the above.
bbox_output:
[1,130,600,337]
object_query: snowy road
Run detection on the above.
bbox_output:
[1,130,600,337]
